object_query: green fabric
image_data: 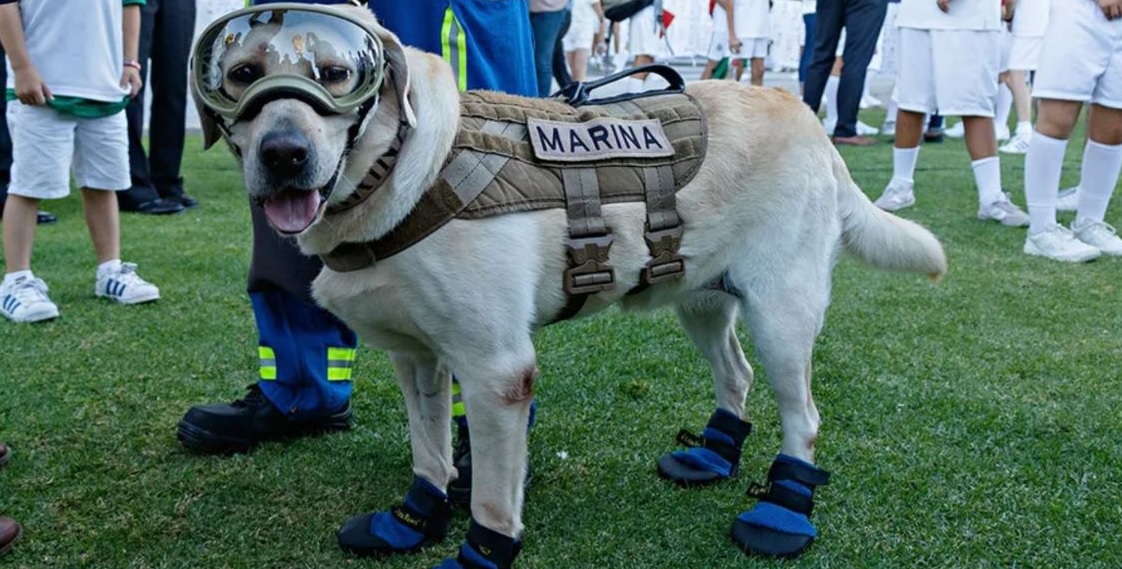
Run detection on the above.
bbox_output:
[5,89,130,118]
[123,0,146,5]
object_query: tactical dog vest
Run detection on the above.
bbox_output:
[321,80,707,321]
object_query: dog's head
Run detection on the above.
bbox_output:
[191,2,415,235]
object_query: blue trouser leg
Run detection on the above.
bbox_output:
[249,200,355,418]
[833,0,888,138]
[802,0,845,114]
[529,9,568,97]
[799,13,816,85]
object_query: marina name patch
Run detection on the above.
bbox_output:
[527,117,675,162]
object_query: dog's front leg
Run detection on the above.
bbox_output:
[439,346,537,568]
[336,350,455,557]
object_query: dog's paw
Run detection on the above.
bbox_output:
[657,408,752,487]
[433,519,520,569]
[730,454,830,559]
[337,476,452,556]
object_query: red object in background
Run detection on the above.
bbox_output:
[661,9,675,37]
[709,0,717,15]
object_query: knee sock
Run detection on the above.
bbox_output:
[995,84,1013,131]
[971,156,1003,207]
[1025,132,1069,234]
[824,75,840,124]
[1076,140,1122,224]
[1016,121,1033,137]
[885,97,898,124]
[891,147,920,186]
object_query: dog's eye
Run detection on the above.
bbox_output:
[318,66,351,84]
[227,63,263,85]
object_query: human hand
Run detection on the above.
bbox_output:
[1101,0,1122,20]
[937,0,951,13]
[730,38,743,55]
[1003,0,1016,21]
[121,65,143,98]
[13,66,51,105]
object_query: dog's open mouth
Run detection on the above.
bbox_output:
[263,188,327,235]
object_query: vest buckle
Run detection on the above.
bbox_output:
[641,224,685,286]
[564,233,616,295]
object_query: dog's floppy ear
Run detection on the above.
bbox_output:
[377,27,417,128]
[191,85,224,150]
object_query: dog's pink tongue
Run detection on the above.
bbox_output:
[263,191,321,234]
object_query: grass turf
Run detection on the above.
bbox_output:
[2,110,1121,568]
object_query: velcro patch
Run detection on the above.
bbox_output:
[527,117,674,162]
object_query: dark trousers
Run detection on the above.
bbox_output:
[799,13,815,84]
[0,44,11,197]
[551,8,573,91]
[802,0,888,138]
[126,0,195,193]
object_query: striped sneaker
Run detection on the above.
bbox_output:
[0,275,59,323]
[96,262,160,305]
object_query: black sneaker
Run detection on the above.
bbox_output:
[177,384,352,454]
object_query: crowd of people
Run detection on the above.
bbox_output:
[1,0,1121,561]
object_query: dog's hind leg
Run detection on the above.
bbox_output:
[657,293,755,487]
[728,263,833,559]
[336,350,456,557]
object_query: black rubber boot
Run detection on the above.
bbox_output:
[657,408,752,487]
[177,384,351,454]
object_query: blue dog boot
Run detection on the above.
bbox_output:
[337,476,452,556]
[433,519,521,569]
[730,454,830,559]
[657,408,752,487]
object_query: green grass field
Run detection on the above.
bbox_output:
[2,109,1121,568]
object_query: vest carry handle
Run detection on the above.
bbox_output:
[552,64,686,108]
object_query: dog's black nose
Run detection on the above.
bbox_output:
[260,130,311,176]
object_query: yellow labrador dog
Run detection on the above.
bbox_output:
[193,3,946,565]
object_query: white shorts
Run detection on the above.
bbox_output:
[1033,0,1122,109]
[896,27,1002,117]
[707,32,768,61]
[563,22,595,52]
[1008,35,1044,71]
[7,103,130,200]
[998,28,1012,73]
[628,6,666,58]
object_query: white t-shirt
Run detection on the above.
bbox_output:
[1011,0,1050,37]
[896,0,1003,31]
[713,0,771,39]
[5,0,131,102]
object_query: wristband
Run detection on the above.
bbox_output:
[123,59,142,71]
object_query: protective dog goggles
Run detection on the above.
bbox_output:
[191,3,386,121]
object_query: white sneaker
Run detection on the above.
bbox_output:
[995,123,1011,143]
[874,180,916,212]
[860,93,883,109]
[1056,186,1080,212]
[882,119,897,138]
[822,117,836,134]
[856,120,880,136]
[96,262,160,305]
[0,275,59,323]
[1024,225,1101,262]
[978,193,1030,227]
[945,121,965,138]
[1071,218,1122,256]
[999,132,1032,155]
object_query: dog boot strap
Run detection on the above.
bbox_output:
[701,408,753,463]
[658,409,752,486]
[450,519,519,569]
[730,455,830,558]
[391,476,453,539]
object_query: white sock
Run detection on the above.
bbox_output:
[1016,121,1033,137]
[97,259,122,279]
[971,156,1003,207]
[3,270,33,287]
[995,84,1013,131]
[891,146,920,186]
[885,98,899,124]
[1024,132,1069,234]
[1076,139,1122,223]
[863,73,874,99]
[825,75,840,124]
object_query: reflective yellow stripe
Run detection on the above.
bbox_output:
[441,7,468,92]
[451,380,465,418]
[326,346,356,381]
[327,347,356,362]
[258,345,276,381]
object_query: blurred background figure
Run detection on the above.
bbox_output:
[563,0,606,82]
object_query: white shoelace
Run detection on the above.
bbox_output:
[6,277,51,307]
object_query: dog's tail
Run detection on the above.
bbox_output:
[834,155,947,281]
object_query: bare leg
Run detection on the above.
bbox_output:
[2,194,39,273]
[894,109,926,150]
[82,188,121,264]
[963,116,997,160]
[750,57,765,87]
